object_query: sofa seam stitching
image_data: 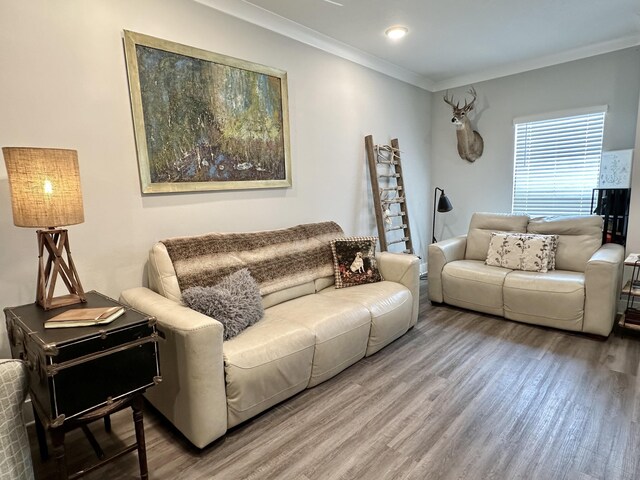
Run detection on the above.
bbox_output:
[225,344,315,370]
[309,348,367,379]
[228,378,310,413]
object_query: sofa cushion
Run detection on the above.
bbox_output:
[442,260,510,316]
[314,275,335,292]
[318,281,412,356]
[486,233,558,273]
[503,270,585,331]
[223,315,315,428]
[330,237,382,288]
[269,294,371,387]
[262,282,316,309]
[466,213,530,261]
[527,215,602,272]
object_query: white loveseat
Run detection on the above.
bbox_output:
[428,213,624,336]
[120,222,419,448]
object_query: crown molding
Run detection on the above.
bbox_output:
[194,0,433,91]
[195,0,639,94]
[431,34,640,92]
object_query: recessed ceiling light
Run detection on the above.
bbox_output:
[385,26,408,40]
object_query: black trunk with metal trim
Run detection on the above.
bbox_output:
[4,291,160,427]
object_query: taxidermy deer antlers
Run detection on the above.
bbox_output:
[443,86,484,162]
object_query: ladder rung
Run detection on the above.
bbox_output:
[386,212,406,218]
[375,144,398,151]
[380,186,402,192]
[378,174,400,179]
[385,198,405,204]
[388,237,409,245]
[386,224,407,232]
[375,145,401,156]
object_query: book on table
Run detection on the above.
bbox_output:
[624,253,640,266]
[624,308,640,325]
[44,306,125,329]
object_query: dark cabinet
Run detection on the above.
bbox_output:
[591,188,630,246]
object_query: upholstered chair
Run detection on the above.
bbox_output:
[0,359,35,480]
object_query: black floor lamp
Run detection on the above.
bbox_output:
[432,187,453,243]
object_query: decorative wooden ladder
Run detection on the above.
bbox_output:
[364,135,414,254]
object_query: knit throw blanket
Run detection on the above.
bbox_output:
[162,222,344,296]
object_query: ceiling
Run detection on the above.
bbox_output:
[197,0,640,92]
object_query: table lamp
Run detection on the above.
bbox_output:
[3,147,86,310]
[432,187,453,243]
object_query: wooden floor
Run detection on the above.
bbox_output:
[30,280,640,480]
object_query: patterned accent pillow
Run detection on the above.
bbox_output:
[330,237,383,288]
[486,233,559,273]
[547,235,559,270]
[181,269,264,340]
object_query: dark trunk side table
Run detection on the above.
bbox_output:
[4,291,161,480]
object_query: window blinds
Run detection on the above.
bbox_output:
[512,110,605,217]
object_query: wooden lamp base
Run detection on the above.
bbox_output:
[37,228,86,310]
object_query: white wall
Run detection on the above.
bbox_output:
[624,83,640,255]
[0,0,432,357]
[430,47,640,244]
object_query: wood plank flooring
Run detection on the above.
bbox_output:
[30,280,640,479]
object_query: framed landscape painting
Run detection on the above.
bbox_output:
[123,31,291,193]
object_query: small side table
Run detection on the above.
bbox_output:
[34,394,148,480]
[4,291,161,480]
[619,253,640,334]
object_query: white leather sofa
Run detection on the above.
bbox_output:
[120,222,420,448]
[428,213,624,337]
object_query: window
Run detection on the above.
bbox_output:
[512,107,606,216]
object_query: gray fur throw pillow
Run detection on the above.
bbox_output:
[181,269,264,341]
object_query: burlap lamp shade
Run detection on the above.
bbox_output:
[2,147,84,228]
[2,147,86,309]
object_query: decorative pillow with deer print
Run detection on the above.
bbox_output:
[330,237,383,288]
[485,233,559,273]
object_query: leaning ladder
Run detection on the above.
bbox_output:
[364,135,414,254]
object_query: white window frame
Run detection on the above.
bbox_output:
[512,105,607,217]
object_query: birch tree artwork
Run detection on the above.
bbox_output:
[124,31,291,193]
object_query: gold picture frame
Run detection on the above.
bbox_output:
[123,30,292,193]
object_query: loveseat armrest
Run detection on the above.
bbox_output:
[583,243,624,336]
[0,359,34,479]
[377,252,421,327]
[427,235,467,303]
[119,287,227,448]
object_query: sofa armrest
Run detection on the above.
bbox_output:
[119,287,227,448]
[427,235,467,303]
[376,252,421,327]
[583,243,624,336]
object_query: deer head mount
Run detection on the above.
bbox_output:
[443,86,484,162]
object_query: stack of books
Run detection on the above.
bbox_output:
[624,307,640,326]
[45,306,125,329]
